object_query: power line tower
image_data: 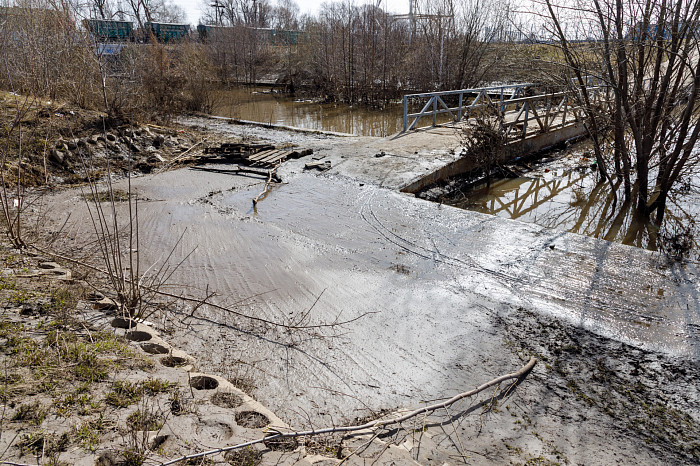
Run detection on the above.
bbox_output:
[210,0,225,26]
[393,0,450,44]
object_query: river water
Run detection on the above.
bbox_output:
[445,147,700,257]
[211,87,405,137]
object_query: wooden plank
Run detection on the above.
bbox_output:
[257,150,290,163]
[248,149,279,161]
[252,153,287,167]
[249,149,278,159]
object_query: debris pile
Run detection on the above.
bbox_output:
[203,143,313,168]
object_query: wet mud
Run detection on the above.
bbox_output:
[41,117,700,464]
[498,307,700,464]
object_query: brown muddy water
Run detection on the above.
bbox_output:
[211,87,406,137]
[444,148,700,256]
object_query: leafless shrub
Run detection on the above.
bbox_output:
[460,104,509,187]
[178,43,219,114]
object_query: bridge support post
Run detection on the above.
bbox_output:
[433,98,437,127]
[403,96,408,132]
[458,93,463,121]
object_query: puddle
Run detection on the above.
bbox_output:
[441,149,700,255]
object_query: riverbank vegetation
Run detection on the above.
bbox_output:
[540,0,700,246]
[0,0,554,119]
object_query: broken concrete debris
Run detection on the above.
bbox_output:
[304,160,332,171]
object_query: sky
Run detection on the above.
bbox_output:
[173,0,411,25]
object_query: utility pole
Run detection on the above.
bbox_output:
[409,0,414,44]
[211,0,224,26]
[117,0,125,20]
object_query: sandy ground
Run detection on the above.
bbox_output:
[41,117,700,464]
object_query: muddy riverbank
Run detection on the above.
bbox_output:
[41,116,700,464]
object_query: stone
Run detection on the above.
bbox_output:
[49,149,65,164]
[147,153,165,164]
[304,160,331,171]
[153,134,165,148]
[126,140,141,153]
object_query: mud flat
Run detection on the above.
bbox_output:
[45,117,700,464]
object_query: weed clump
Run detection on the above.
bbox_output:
[141,378,173,395]
[72,416,110,451]
[17,430,69,457]
[106,381,141,408]
[11,401,47,425]
[127,408,165,431]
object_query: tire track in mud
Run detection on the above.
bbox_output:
[358,190,519,285]
[356,187,700,359]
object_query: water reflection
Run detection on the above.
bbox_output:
[211,87,405,137]
[451,164,700,253]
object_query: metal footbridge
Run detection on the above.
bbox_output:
[397,82,608,193]
[402,81,606,137]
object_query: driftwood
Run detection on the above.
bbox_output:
[252,166,279,212]
[159,357,537,465]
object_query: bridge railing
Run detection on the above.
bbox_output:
[401,82,609,136]
[501,86,609,138]
[402,83,536,132]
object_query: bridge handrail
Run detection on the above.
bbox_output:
[402,83,537,100]
[401,83,609,135]
[402,83,539,132]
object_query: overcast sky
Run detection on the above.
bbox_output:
[173,0,411,25]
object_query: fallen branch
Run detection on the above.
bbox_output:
[159,357,537,465]
[252,166,279,213]
[169,137,208,165]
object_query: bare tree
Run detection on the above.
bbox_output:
[271,0,298,30]
[544,0,700,224]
